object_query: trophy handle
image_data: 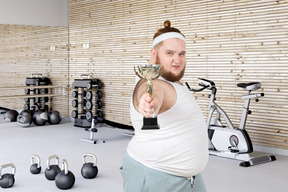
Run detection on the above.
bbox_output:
[134,66,144,79]
[152,65,163,80]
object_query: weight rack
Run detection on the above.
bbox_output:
[24,73,51,112]
[71,75,103,128]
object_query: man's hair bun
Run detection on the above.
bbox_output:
[164,20,171,28]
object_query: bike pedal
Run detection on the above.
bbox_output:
[228,147,239,153]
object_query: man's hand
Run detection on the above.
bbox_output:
[138,93,162,118]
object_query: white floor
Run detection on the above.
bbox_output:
[0,120,287,192]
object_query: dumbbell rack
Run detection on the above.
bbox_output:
[71,76,103,128]
[24,74,51,112]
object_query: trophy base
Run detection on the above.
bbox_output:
[141,117,160,130]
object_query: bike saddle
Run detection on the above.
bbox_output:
[237,82,261,91]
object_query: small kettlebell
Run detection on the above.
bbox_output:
[0,164,16,188]
[30,154,41,174]
[45,155,60,180]
[81,153,98,179]
[55,159,75,190]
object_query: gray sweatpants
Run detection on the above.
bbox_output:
[120,153,207,192]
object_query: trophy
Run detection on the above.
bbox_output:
[134,64,163,130]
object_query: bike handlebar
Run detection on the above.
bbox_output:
[185,82,209,92]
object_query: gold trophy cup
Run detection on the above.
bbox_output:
[134,64,163,130]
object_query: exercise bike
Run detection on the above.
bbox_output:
[186,78,276,167]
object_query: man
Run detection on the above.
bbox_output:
[120,20,208,192]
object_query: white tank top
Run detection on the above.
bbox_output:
[127,78,209,177]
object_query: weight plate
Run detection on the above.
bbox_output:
[87,83,92,89]
[86,111,93,122]
[44,88,49,94]
[25,89,30,95]
[86,91,93,100]
[34,97,40,103]
[97,81,102,89]
[97,100,102,109]
[72,91,78,98]
[44,97,49,103]
[72,100,78,107]
[44,105,49,111]
[82,91,87,97]
[86,101,93,110]
[96,110,103,118]
[34,89,40,94]
[24,104,30,110]
[97,90,102,99]
[72,110,78,118]
[34,105,40,111]
[24,98,30,103]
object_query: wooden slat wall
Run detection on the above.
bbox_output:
[69,0,288,150]
[0,25,69,116]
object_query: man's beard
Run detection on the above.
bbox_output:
[155,54,185,82]
[161,68,185,82]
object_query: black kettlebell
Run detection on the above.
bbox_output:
[81,153,98,179]
[30,154,41,174]
[0,164,16,188]
[55,159,75,190]
[45,155,60,180]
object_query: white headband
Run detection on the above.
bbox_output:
[152,32,185,47]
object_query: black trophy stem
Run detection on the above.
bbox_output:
[141,117,160,130]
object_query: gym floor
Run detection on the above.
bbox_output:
[0,119,287,192]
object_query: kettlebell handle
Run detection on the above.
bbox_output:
[0,164,16,179]
[61,159,69,175]
[31,154,41,169]
[83,153,97,167]
[47,155,59,169]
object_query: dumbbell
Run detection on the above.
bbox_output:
[86,100,102,111]
[45,155,61,180]
[55,159,75,190]
[72,90,86,98]
[0,164,16,188]
[30,154,41,174]
[87,79,102,90]
[86,90,102,100]
[72,99,87,108]
[81,154,98,179]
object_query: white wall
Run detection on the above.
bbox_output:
[0,0,68,27]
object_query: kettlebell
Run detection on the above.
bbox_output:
[0,164,16,188]
[45,155,60,180]
[81,153,98,179]
[30,154,41,174]
[55,159,75,190]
